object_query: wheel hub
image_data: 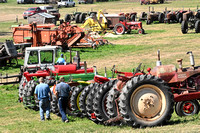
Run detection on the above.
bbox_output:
[130,84,165,120]
[137,93,161,118]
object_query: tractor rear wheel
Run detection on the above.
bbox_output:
[75,14,80,23]
[86,83,101,123]
[175,100,200,117]
[93,80,117,124]
[106,87,121,125]
[70,86,84,116]
[51,93,60,115]
[146,19,151,25]
[79,83,97,117]
[79,13,86,23]
[19,76,27,101]
[195,20,200,33]
[130,14,136,21]
[158,13,165,23]
[113,23,125,35]
[181,20,188,34]
[25,80,39,110]
[176,13,182,23]
[65,14,71,22]
[119,75,174,128]
[51,86,76,116]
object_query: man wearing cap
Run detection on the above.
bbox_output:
[34,77,52,121]
[55,77,71,123]
[57,54,66,64]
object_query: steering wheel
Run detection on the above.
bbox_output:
[133,63,142,76]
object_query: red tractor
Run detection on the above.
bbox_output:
[82,50,200,128]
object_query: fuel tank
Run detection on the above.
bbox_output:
[150,65,177,82]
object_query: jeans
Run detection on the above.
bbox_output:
[58,97,68,122]
[39,98,50,120]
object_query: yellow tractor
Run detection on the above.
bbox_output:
[81,10,107,32]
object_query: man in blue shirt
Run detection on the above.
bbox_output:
[55,77,71,123]
[57,54,66,64]
[34,77,52,121]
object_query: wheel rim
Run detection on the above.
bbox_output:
[77,91,81,110]
[101,91,109,118]
[182,101,196,115]
[130,84,166,121]
[116,26,123,34]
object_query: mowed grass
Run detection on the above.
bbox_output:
[1,0,200,132]
[1,86,200,133]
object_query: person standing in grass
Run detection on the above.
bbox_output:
[35,77,52,121]
[55,77,71,123]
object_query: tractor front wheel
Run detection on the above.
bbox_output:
[65,14,71,22]
[113,23,125,35]
[138,29,145,34]
[181,20,188,34]
[175,100,200,117]
[119,75,174,128]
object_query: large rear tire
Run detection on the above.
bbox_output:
[195,20,200,33]
[19,76,27,101]
[93,80,117,124]
[24,80,39,110]
[119,75,174,128]
[158,13,165,23]
[175,100,200,117]
[65,14,71,22]
[86,83,101,122]
[106,87,120,120]
[79,83,97,117]
[181,20,188,34]
[79,13,86,23]
[75,14,80,23]
[70,86,84,116]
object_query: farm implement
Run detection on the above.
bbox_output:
[12,22,109,49]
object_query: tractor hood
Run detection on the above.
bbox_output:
[150,65,177,83]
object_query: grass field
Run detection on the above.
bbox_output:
[1,0,200,132]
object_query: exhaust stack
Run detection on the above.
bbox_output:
[187,51,195,68]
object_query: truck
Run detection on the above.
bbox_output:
[57,0,75,8]
[39,6,61,21]
[23,7,47,19]
[34,0,49,4]
[17,0,33,4]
